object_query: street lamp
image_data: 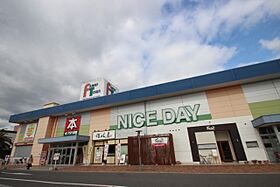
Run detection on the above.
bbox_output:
[135,130,142,169]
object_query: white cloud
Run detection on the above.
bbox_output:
[0,0,279,128]
[236,61,262,68]
[259,37,280,56]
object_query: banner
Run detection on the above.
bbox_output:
[103,144,109,161]
[95,147,101,161]
[116,143,121,163]
[24,123,37,142]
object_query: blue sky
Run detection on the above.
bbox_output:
[158,0,280,69]
[0,0,279,129]
[221,16,280,68]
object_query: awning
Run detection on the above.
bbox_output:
[38,135,90,144]
[251,114,280,128]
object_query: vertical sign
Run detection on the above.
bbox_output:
[24,123,37,142]
[39,151,47,166]
[103,144,109,161]
[95,147,101,161]
[116,143,121,164]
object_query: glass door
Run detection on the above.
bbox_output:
[60,148,67,165]
[47,149,54,165]
[47,147,77,165]
[70,148,75,165]
[65,148,71,164]
[259,126,280,162]
[217,141,233,162]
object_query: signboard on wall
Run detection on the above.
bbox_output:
[24,123,37,142]
[64,116,81,136]
[92,130,115,140]
[80,79,118,100]
[116,104,202,129]
[151,137,168,147]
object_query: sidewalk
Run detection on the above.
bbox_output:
[5,164,280,174]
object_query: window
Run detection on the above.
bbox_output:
[79,142,88,146]
[261,136,269,139]
[14,146,32,158]
[121,145,128,155]
[198,143,216,150]
[264,143,272,148]
[277,125,280,132]
[259,127,274,134]
[108,145,115,156]
[246,141,259,148]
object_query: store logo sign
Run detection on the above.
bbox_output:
[206,125,215,131]
[93,130,115,140]
[106,82,117,95]
[117,104,200,129]
[80,79,118,100]
[64,116,81,136]
[83,82,101,98]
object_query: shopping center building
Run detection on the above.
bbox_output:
[9,59,280,166]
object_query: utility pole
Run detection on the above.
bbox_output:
[136,130,142,170]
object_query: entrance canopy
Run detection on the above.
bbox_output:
[38,135,89,144]
[251,114,280,128]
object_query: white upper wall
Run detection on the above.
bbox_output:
[242,79,280,103]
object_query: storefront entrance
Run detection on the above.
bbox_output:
[188,123,247,163]
[258,126,280,163]
[92,140,128,165]
[47,147,76,165]
[46,142,86,165]
[217,141,233,162]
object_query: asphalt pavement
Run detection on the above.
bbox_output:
[0,169,279,187]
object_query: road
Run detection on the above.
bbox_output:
[0,169,279,187]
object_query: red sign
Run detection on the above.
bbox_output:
[151,137,168,147]
[64,116,81,136]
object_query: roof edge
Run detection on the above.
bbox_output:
[9,59,280,123]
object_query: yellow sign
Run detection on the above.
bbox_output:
[24,123,37,142]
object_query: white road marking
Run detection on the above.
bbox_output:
[0,177,126,187]
[0,184,12,187]
[1,172,32,176]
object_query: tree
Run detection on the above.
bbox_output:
[0,129,12,159]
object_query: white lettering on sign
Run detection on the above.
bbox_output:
[67,118,78,130]
[206,125,215,131]
[64,116,81,136]
[92,130,115,140]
